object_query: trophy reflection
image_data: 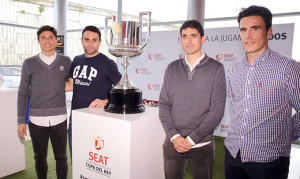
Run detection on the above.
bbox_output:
[104,11,151,114]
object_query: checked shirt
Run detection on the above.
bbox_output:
[224,47,300,163]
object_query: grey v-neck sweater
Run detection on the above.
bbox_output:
[17,54,71,124]
[159,54,226,144]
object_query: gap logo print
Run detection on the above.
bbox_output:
[73,65,97,86]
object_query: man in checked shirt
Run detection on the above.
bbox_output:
[224,5,300,179]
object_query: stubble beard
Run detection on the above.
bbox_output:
[84,48,98,56]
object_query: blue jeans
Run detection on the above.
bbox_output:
[225,147,290,179]
[29,120,68,179]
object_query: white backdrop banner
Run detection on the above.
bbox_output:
[117,23,294,137]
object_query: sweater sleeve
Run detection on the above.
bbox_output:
[189,64,227,143]
[159,64,178,139]
[17,61,30,124]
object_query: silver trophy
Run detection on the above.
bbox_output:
[104,11,151,113]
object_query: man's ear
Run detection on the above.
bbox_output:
[201,35,206,45]
[267,27,273,39]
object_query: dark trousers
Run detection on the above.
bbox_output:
[225,147,290,179]
[29,120,68,179]
[163,137,215,179]
[68,116,72,161]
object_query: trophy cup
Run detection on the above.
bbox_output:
[104,11,151,114]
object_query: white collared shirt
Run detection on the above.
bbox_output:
[171,134,211,149]
[39,52,57,65]
[184,52,205,72]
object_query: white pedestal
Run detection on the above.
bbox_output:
[0,89,25,177]
[72,107,165,179]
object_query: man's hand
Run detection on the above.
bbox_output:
[89,98,109,108]
[17,124,27,140]
[173,136,191,153]
[184,138,193,149]
[65,78,74,92]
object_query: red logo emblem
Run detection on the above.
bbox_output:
[93,136,104,150]
[179,53,185,59]
[216,53,223,61]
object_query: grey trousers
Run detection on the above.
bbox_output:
[163,137,215,179]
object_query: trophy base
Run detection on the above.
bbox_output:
[105,89,145,114]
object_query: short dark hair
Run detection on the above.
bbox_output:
[37,25,57,39]
[82,26,101,40]
[238,5,272,30]
[180,20,204,37]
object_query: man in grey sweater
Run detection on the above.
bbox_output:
[159,20,226,179]
[17,25,71,179]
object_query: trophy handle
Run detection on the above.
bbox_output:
[139,11,151,50]
[104,15,116,46]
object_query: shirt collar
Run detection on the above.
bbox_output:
[39,52,57,61]
[184,52,206,72]
[243,47,271,66]
[39,52,57,65]
[259,47,271,61]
